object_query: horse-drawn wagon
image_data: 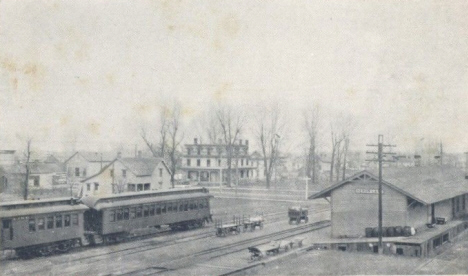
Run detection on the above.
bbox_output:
[243,214,264,232]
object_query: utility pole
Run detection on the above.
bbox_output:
[366,135,396,254]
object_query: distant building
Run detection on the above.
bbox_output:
[64,151,117,193]
[0,150,16,166]
[179,138,257,186]
[80,157,171,197]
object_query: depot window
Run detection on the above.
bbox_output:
[72,214,79,226]
[110,210,116,222]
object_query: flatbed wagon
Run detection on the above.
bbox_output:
[243,214,264,232]
[248,237,305,260]
[215,217,242,237]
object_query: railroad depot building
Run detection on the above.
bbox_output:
[309,166,468,257]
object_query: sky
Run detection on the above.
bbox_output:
[1,0,467,155]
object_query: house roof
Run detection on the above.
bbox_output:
[309,166,468,205]
[29,162,65,174]
[44,154,61,164]
[80,157,170,182]
[119,157,166,177]
[65,151,117,163]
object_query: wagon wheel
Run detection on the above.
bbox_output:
[16,250,32,259]
[236,226,241,234]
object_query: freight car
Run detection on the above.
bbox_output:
[0,187,213,257]
[0,197,88,258]
[81,187,213,244]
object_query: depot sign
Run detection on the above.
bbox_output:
[355,188,383,194]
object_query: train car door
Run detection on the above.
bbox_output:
[1,219,13,241]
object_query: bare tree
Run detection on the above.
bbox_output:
[167,101,184,188]
[215,104,246,187]
[114,178,127,194]
[23,139,32,200]
[254,104,286,189]
[304,107,320,183]
[330,114,355,182]
[141,107,169,158]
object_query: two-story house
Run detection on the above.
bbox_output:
[180,138,257,186]
[80,157,171,197]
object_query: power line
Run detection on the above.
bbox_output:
[365,134,396,254]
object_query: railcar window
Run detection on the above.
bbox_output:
[195,201,199,210]
[117,209,123,221]
[172,203,177,213]
[189,202,194,210]
[56,215,62,228]
[156,205,161,215]
[123,208,129,220]
[162,204,166,214]
[136,206,142,218]
[72,214,79,226]
[179,203,184,212]
[167,204,172,213]
[64,215,71,227]
[110,210,116,222]
[199,201,203,209]
[3,220,10,229]
[149,205,155,216]
[130,207,136,219]
[184,203,188,211]
[47,216,54,229]
[144,206,149,217]
[29,218,36,232]
[38,218,45,230]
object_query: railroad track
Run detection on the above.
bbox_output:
[42,207,327,266]
[115,220,331,276]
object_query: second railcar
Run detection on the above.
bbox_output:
[81,187,212,243]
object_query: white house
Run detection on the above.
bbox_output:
[80,157,172,197]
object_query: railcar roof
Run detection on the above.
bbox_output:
[83,192,211,210]
[0,197,77,207]
[0,204,89,218]
[80,187,210,208]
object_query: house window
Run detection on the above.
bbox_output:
[94,182,99,191]
[128,184,135,191]
[137,184,143,191]
[122,169,127,177]
[144,183,150,190]
[241,159,244,166]
[207,148,211,155]
[29,218,36,232]
[197,159,201,167]
[110,169,114,177]
[207,159,211,167]
[187,148,191,155]
[218,159,221,166]
[87,183,91,191]
[83,168,87,177]
[197,147,201,155]
[159,168,163,177]
[187,159,191,166]
[75,168,80,177]
[33,176,39,187]
[246,160,249,165]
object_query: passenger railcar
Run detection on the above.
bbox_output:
[0,198,88,258]
[81,187,212,244]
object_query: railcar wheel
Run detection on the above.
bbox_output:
[16,250,32,259]
[38,245,54,256]
[57,241,72,253]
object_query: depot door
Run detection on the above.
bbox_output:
[1,219,13,241]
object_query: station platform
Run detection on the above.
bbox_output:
[307,219,468,257]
